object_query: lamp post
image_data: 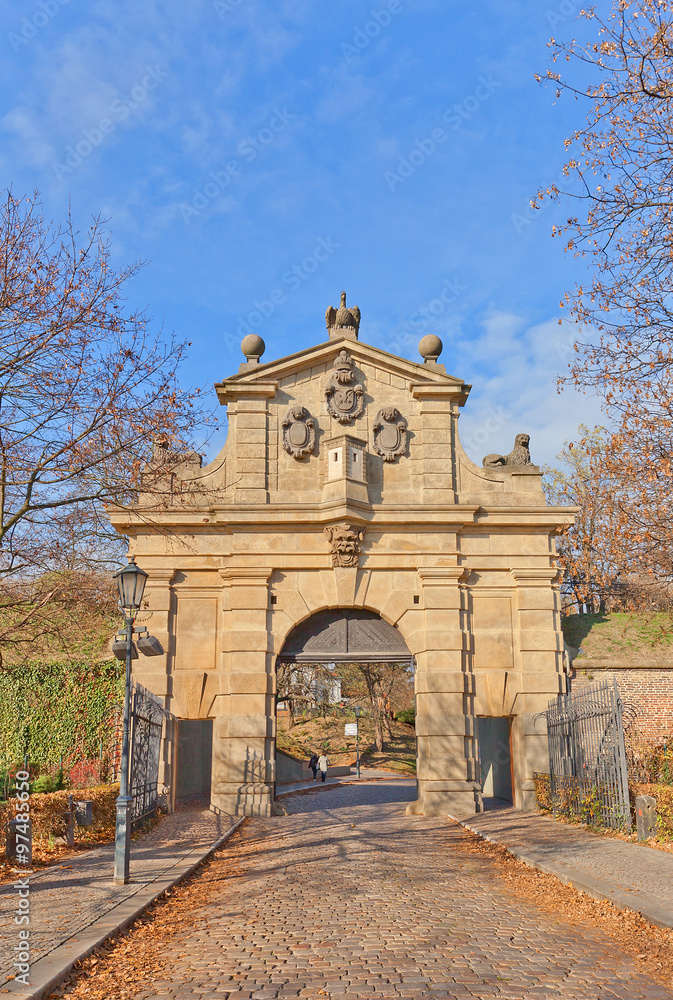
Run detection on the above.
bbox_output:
[113,556,148,886]
[355,706,362,779]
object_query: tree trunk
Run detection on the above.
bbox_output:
[374,716,383,752]
[382,710,393,741]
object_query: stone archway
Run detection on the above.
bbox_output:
[112,298,573,819]
[274,608,415,783]
[278,608,414,664]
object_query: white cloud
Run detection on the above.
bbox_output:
[453,313,605,467]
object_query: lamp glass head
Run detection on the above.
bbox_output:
[114,557,148,611]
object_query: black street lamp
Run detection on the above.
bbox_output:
[112,556,148,886]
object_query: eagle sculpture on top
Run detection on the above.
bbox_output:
[326,291,361,336]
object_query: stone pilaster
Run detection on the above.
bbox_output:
[510,567,564,809]
[411,384,465,504]
[217,382,277,504]
[410,566,480,817]
[213,567,274,817]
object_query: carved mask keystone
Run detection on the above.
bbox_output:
[372,407,407,462]
[282,404,316,460]
[325,350,364,424]
[324,522,365,568]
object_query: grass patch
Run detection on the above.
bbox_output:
[562,611,673,660]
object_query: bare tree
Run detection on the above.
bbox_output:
[276,661,339,728]
[0,190,212,664]
[538,1,673,588]
[338,661,412,752]
[544,426,620,613]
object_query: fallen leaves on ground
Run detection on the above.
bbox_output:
[45,822,252,1000]
[0,808,165,887]
[450,824,673,991]
[41,814,673,998]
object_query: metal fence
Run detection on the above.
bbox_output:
[536,678,632,830]
[130,685,172,830]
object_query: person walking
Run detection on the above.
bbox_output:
[318,751,330,782]
[308,753,319,780]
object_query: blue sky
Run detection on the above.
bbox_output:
[0,0,605,466]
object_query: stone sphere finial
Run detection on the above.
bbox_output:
[241,333,265,362]
[418,334,443,363]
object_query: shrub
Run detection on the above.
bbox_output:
[32,775,58,794]
[395,708,415,726]
[5,783,119,844]
[626,733,673,784]
[533,772,552,811]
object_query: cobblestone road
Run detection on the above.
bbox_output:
[122,780,673,1000]
[0,802,233,982]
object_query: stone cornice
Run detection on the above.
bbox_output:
[417,567,469,583]
[219,567,274,583]
[216,337,468,392]
[143,569,176,587]
[215,381,278,405]
[109,503,575,534]
[410,382,470,405]
[510,568,559,585]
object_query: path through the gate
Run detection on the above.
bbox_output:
[47,778,673,1000]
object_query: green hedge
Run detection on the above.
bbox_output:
[0,660,123,772]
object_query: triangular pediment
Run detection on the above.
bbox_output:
[215,334,470,405]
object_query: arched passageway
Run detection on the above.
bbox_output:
[275,609,415,785]
[278,608,414,664]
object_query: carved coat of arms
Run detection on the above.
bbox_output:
[372,407,407,462]
[324,522,366,568]
[281,404,316,460]
[324,350,364,424]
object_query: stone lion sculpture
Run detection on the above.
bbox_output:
[482,433,532,469]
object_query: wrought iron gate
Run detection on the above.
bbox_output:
[130,685,173,829]
[536,678,633,830]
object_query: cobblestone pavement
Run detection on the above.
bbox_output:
[0,802,233,983]
[120,780,673,999]
[458,807,673,917]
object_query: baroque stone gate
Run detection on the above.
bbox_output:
[110,294,574,817]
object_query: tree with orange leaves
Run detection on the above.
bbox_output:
[538,1,673,595]
[544,426,618,613]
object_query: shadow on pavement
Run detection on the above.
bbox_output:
[284,779,416,812]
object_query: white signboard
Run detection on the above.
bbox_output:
[344,723,358,736]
